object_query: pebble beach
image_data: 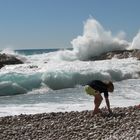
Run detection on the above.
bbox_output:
[0,105,140,140]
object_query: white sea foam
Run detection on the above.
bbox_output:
[42,58,140,89]
[71,18,129,60]
[0,57,139,95]
[0,48,15,55]
[43,18,139,61]
[130,31,140,49]
[28,18,129,61]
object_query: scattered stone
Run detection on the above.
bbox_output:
[0,106,139,140]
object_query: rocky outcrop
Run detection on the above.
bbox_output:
[90,49,140,61]
[0,53,23,69]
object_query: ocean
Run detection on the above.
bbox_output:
[0,18,140,117]
[0,48,140,117]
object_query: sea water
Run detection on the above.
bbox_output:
[0,18,140,116]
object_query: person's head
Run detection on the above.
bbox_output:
[106,81,114,92]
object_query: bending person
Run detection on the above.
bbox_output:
[85,80,114,116]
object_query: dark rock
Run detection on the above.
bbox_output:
[0,53,23,69]
[90,49,140,61]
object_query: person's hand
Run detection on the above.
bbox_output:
[108,109,113,115]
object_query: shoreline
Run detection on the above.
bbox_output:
[0,105,140,140]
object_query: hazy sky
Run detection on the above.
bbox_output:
[0,0,140,50]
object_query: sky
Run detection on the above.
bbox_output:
[0,0,140,50]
